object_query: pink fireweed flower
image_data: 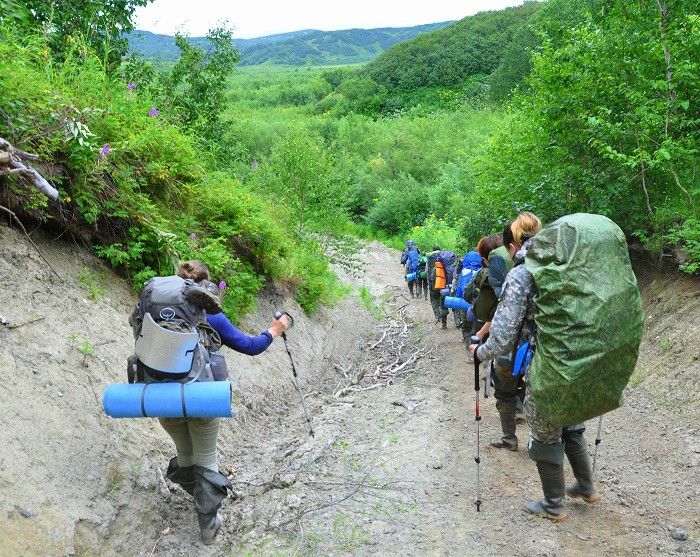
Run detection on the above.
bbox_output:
[100,144,111,155]
[251,161,258,169]
[189,232,197,240]
[218,281,227,290]
[149,107,159,117]
[127,83,136,90]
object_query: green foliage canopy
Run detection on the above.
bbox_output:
[468,0,700,269]
[22,0,153,69]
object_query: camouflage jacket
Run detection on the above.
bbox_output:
[476,241,537,363]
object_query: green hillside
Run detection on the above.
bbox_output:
[238,23,453,66]
[128,29,316,63]
[128,23,453,67]
[360,1,543,92]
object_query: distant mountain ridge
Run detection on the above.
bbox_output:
[128,22,454,66]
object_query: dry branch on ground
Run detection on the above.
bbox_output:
[0,137,59,199]
[334,294,434,397]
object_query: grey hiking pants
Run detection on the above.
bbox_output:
[159,417,220,472]
[415,276,428,299]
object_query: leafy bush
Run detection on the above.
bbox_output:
[364,174,430,236]
[408,215,460,254]
[466,0,699,269]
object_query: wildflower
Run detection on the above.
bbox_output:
[189,232,197,240]
[127,83,136,91]
[218,281,227,290]
[100,143,111,155]
[121,73,126,79]
[149,107,159,117]
[251,161,258,169]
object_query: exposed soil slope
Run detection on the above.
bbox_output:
[0,223,698,556]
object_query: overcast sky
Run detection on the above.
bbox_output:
[134,0,527,39]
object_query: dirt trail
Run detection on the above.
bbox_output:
[225,242,700,557]
[0,225,698,556]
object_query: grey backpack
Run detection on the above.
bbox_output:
[128,276,221,384]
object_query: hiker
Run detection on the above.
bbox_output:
[428,248,456,329]
[470,212,600,521]
[453,250,482,341]
[132,260,289,544]
[404,243,420,298]
[400,239,418,266]
[476,226,528,451]
[462,234,503,343]
[426,245,442,323]
[415,252,429,301]
[449,256,465,328]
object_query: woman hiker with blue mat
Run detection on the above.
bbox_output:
[144,260,288,544]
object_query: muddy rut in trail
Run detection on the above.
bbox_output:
[0,224,698,557]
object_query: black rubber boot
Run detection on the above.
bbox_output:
[166,457,197,496]
[563,428,600,503]
[524,461,567,521]
[441,315,447,329]
[194,466,232,545]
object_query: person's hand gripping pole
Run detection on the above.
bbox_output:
[274,311,314,437]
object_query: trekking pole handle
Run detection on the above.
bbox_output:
[273,310,294,329]
[471,336,481,392]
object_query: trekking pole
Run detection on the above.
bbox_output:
[471,335,482,512]
[591,415,603,475]
[274,311,314,437]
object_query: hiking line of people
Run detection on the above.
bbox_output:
[400,212,644,522]
[99,209,643,546]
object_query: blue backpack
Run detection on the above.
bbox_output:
[455,250,482,298]
[407,249,420,273]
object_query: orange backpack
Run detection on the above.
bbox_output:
[434,262,446,290]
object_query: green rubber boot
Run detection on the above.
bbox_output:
[194,467,232,545]
[524,461,567,521]
[491,371,518,451]
[563,428,600,503]
[525,439,567,521]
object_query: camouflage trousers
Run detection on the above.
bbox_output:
[493,363,524,440]
[429,289,447,320]
[524,381,584,444]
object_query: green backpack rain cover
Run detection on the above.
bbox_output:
[525,214,644,426]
